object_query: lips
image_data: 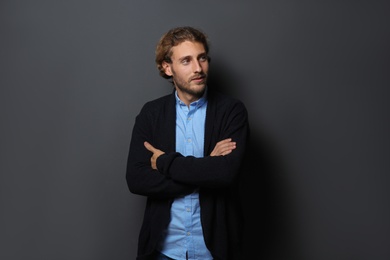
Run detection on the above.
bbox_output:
[191,75,206,82]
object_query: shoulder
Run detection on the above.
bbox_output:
[140,93,174,114]
[208,89,247,112]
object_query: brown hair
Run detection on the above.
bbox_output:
[155,26,210,79]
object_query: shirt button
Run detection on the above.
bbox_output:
[187,232,191,236]
[187,138,191,143]
[186,207,191,212]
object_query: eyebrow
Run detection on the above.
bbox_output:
[177,52,207,62]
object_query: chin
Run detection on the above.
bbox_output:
[194,84,206,92]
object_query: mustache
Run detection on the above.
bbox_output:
[190,73,207,81]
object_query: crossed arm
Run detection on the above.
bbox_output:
[144,138,237,170]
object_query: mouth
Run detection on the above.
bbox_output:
[191,75,206,83]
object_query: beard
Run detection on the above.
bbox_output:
[173,72,208,99]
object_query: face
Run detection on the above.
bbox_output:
[163,41,209,105]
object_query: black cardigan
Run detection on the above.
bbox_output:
[126,88,249,260]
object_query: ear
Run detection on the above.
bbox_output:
[162,62,173,76]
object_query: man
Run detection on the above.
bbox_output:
[126,26,249,260]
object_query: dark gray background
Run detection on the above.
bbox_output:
[1,1,389,259]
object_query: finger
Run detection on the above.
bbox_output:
[222,149,233,156]
[215,140,234,151]
[222,142,236,150]
[218,138,232,145]
[222,143,236,154]
[144,141,156,152]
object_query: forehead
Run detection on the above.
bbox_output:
[170,41,206,59]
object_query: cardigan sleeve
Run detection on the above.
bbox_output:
[156,99,249,189]
[126,103,195,199]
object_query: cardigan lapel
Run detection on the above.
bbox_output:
[161,91,177,153]
[204,88,217,155]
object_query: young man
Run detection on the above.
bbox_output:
[126,26,249,260]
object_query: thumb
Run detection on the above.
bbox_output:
[144,141,155,152]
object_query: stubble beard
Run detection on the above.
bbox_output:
[174,74,207,100]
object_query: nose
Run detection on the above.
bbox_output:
[193,60,202,73]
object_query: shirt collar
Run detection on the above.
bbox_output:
[175,87,208,108]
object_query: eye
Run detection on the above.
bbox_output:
[199,55,208,62]
[181,58,190,65]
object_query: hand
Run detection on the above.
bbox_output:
[210,138,236,156]
[144,141,165,170]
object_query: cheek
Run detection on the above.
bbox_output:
[176,67,192,78]
[201,63,209,73]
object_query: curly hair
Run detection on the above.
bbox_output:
[155,26,210,79]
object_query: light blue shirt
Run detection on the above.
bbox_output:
[157,90,213,260]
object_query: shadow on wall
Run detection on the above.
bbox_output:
[208,62,298,260]
[240,130,296,259]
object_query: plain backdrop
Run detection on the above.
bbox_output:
[1,1,389,259]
